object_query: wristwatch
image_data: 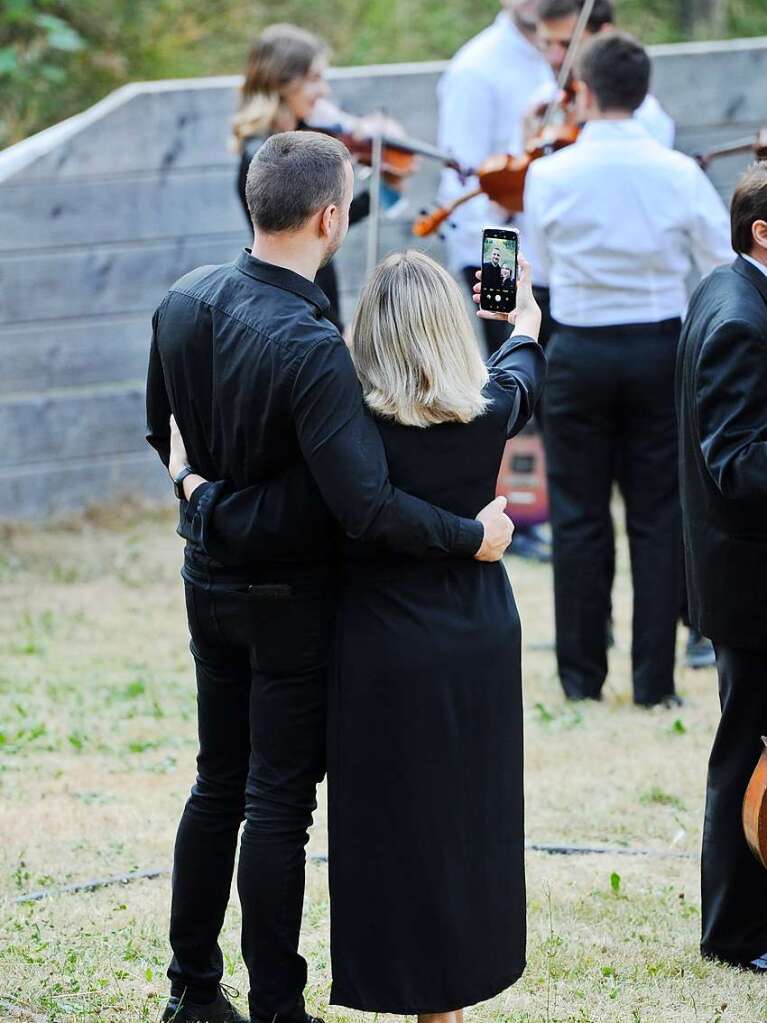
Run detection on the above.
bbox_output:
[172,465,195,500]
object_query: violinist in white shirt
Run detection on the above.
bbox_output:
[524,32,732,708]
[524,0,674,150]
[437,0,554,358]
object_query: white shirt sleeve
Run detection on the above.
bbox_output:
[636,95,675,148]
[522,164,551,287]
[438,68,501,271]
[687,165,735,276]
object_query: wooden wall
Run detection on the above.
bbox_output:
[1,38,765,518]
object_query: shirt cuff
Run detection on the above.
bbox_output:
[457,517,485,557]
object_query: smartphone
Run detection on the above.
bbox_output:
[480,227,518,314]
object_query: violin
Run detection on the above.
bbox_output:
[413,121,579,237]
[413,0,597,238]
[743,737,767,870]
[308,104,467,181]
[696,129,767,171]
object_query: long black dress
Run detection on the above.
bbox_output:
[327,336,545,1013]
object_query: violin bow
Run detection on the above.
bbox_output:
[541,0,598,133]
[696,128,767,171]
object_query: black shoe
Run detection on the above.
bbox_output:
[748,953,767,972]
[636,693,684,709]
[509,528,551,563]
[686,630,716,670]
[162,986,249,1023]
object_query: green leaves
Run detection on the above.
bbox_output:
[34,13,85,52]
[610,871,622,894]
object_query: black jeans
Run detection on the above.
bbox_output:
[702,644,767,965]
[168,561,337,1020]
[544,320,682,703]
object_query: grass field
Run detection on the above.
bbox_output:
[1,503,765,1023]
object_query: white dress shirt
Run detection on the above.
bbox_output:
[743,253,767,278]
[523,119,733,327]
[525,81,675,148]
[437,12,554,272]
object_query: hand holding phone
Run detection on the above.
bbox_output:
[473,250,542,342]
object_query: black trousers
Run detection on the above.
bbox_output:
[543,320,682,703]
[168,566,336,1020]
[702,644,767,965]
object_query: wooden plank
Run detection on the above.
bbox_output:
[0,316,151,394]
[0,384,146,468]
[652,44,767,128]
[0,169,246,252]
[0,236,242,325]
[0,449,172,521]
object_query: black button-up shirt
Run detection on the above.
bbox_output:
[146,250,483,572]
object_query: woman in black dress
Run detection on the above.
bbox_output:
[168,255,544,1020]
[233,24,370,330]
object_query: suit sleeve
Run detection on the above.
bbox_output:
[487,335,547,438]
[289,336,483,556]
[695,318,767,501]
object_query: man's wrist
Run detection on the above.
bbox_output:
[183,474,205,501]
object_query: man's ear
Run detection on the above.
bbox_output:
[752,219,767,250]
[319,203,336,239]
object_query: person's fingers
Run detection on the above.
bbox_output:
[491,495,507,511]
[474,269,482,281]
[477,309,509,321]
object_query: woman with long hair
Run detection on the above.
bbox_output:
[232,24,370,329]
[169,253,544,1021]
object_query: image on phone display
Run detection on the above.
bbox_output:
[480,229,518,314]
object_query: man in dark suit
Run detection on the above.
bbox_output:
[676,161,767,970]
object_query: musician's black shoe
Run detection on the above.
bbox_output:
[636,693,684,709]
[686,630,716,670]
[161,986,249,1023]
[508,523,551,563]
[747,953,767,972]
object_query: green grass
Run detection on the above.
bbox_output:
[1,502,767,1022]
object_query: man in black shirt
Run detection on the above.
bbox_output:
[146,131,512,1023]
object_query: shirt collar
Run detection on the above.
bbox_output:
[578,118,653,144]
[235,249,331,316]
[742,253,767,279]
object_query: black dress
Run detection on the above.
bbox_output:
[328,336,545,1013]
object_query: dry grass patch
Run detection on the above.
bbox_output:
[1,504,765,1023]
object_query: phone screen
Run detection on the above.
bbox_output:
[480,229,518,314]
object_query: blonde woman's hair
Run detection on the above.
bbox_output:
[349,250,490,428]
[232,24,326,150]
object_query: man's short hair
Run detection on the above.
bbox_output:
[578,31,650,113]
[245,130,350,233]
[731,161,767,254]
[537,0,615,32]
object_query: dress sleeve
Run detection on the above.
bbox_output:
[487,335,547,438]
[695,317,767,501]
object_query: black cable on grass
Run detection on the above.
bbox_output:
[12,844,693,905]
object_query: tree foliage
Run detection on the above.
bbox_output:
[2,0,766,148]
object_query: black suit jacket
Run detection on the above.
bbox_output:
[676,256,767,649]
